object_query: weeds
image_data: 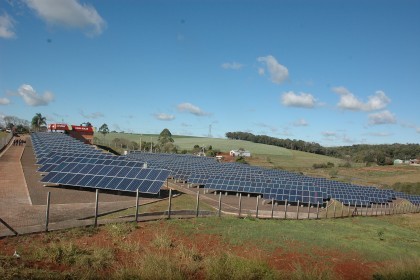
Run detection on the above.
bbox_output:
[377,229,385,241]
[104,222,137,238]
[152,231,174,249]
[205,253,278,280]
[373,259,420,280]
[33,242,114,269]
[291,262,335,280]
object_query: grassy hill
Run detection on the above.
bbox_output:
[95,133,420,187]
[95,132,345,170]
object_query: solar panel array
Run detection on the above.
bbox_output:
[31,132,420,205]
[32,132,170,194]
[127,151,420,206]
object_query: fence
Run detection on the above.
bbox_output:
[1,180,419,238]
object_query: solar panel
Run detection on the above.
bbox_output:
[34,133,418,204]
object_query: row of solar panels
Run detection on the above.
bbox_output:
[126,151,420,206]
[32,132,170,194]
[31,133,420,205]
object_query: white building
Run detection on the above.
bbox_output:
[230,149,251,157]
[393,159,403,165]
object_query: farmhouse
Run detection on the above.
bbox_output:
[49,123,95,144]
[229,149,251,157]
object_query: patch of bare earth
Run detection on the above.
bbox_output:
[0,221,381,279]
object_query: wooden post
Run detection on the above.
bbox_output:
[255,196,260,218]
[94,189,99,227]
[45,191,51,232]
[168,189,172,219]
[238,193,242,217]
[271,198,274,219]
[347,203,351,217]
[195,191,200,217]
[218,192,222,217]
[341,202,344,218]
[135,189,140,222]
[333,202,337,218]
[316,202,320,219]
[375,203,378,216]
[370,203,374,216]
[284,199,288,219]
[325,203,329,219]
[296,200,300,220]
[307,202,311,219]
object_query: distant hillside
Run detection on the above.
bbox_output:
[225,131,420,165]
[226,131,326,155]
[95,132,345,170]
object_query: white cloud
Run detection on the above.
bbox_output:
[79,110,104,119]
[0,97,11,105]
[417,128,420,134]
[368,110,396,125]
[281,91,316,108]
[177,102,209,116]
[154,113,175,121]
[293,118,308,127]
[255,122,278,133]
[367,132,393,137]
[332,87,391,111]
[25,0,106,36]
[258,67,265,76]
[181,122,192,127]
[257,55,289,84]
[221,62,244,70]
[17,84,54,106]
[322,131,336,137]
[0,12,16,39]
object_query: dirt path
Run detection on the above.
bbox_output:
[0,135,161,237]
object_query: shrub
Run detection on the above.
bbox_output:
[313,163,327,169]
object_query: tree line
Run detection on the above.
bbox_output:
[225,131,327,155]
[225,131,420,165]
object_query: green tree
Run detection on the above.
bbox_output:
[99,123,109,139]
[31,113,47,132]
[158,128,174,146]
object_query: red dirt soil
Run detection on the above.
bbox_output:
[0,221,381,279]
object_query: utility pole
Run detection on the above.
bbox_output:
[150,137,153,153]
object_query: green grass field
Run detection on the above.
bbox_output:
[95,132,420,186]
[101,193,215,219]
[0,131,9,139]
[1,214,419,279]
[96,132,345,170]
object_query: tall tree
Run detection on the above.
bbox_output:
[98,123,109,138]
[158,128,174,145]
[31,113,47,132]
[158,128,176,153]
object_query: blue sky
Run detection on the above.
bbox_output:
[1,0,419,146]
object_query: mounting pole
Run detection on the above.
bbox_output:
[135,189,140,222]
[94,189,99,227]
[45,192,51,232]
